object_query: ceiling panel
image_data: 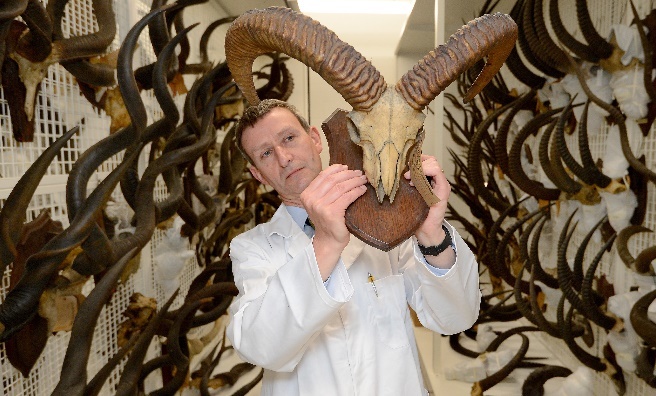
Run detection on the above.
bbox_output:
[212,0,297,17]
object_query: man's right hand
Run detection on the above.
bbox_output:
[300,164,368,280]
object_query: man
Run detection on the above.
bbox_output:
[227,99,480,395]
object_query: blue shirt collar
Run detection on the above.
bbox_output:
[285,205,308,231]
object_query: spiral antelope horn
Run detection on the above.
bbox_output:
[114,289,179,396]
[0,0,27,70]
[0,125,78,276]
[0,145,142,342]
[52,248,139,396]
[48,0,117,87]
[225,6,517,204]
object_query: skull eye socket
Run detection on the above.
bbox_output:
[346,116,361,144]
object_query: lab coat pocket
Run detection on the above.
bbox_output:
[366,274,410,349]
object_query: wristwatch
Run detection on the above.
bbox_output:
[418,224,454,256]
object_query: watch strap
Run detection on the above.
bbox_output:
[418,224,453,256]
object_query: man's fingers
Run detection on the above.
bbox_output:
[333,184,368,209]
[305,168,365,200]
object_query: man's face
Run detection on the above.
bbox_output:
[242,108,323,206]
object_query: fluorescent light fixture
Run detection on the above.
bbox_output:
[298,0,414,15]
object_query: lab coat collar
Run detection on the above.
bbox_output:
[265,204,365,268]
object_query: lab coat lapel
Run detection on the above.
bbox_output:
[266,205,365,265]
[266,205,310,260]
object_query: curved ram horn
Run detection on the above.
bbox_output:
[226,7,516,203]
[616,225,652,269]
[397,12,517,106]
[549,0,599,63]
[225,6,385,110]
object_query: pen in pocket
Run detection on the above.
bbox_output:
[368,272,378,297]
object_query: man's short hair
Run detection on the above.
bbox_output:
[235,99,311,164]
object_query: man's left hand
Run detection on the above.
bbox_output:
[404,154,450,247]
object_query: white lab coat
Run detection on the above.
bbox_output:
[227,204,481,395]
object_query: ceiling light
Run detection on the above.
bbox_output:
[297,0,415,15]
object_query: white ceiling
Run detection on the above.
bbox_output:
[212,0,501,58]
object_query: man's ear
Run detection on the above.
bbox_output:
[309,126,323,154]
[249,165,268,186]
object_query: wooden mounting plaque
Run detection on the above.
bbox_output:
[321,109,429,251]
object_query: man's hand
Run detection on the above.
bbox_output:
[301,164,368,280]
[405,155,455,268]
